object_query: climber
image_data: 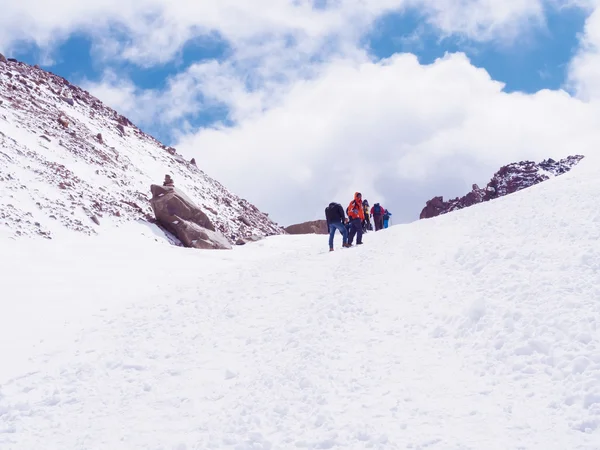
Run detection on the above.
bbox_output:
[362,199,372,233]
[347,192,365,246]
[371,202,386,231]
[383,209,392,228]
[325,202,349,251]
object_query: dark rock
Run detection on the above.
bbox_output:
[7,58,17,63]
[91,215,100,225]
[420,155,585,219]
[150,184,230,250]
[419,196,446,220]
[0,53,6,64]
[117,115,132,126]
[238,216,252,226]
[40,135,51,142]
[204,205,217,215]
[96,133,103,143]
[285,220,328,235]
[190,158,197,166]
[58,116,69,128]
[116,124,125,134]
[59,96,74,106]
[173,154,187,165]
[236,235,264,245]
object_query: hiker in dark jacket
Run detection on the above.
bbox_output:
[325,202,349,251]
[362,199,372,233]
[370,203,386,231]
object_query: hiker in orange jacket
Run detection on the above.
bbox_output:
[347,192,364,245]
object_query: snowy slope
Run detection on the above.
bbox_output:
[2,155,600,446]
[0,58,283,242]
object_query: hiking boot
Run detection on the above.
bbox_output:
[329,247,334,252]
[357,242,363,245]
[343,243,351,248]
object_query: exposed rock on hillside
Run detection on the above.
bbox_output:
[0,57,285,242]
[285,220,328,235]
[420,156,584,219]
[235,235,264,245]
[150,184,231,250]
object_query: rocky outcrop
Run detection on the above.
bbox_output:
[236,235,264,245]
[0,57,285,242]
[150,184,231,250]
[420,155,584,219]
[285,220,328,235]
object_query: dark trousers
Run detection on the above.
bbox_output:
[363,217,371,232]
[374,215,384,231]
[348,218,363,244]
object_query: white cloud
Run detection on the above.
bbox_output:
[172,52,600,226]
[81,70,145,119]
[1,0,562,65]
[568,1,600,100]
[408,0,545,42]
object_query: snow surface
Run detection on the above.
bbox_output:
[2,155,600,449]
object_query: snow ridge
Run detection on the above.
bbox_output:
[420,155,584,220]
[0,58,284,242]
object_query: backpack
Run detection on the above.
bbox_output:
[325,202,343,223]
[373,203,382,215]
[383,211,390,220]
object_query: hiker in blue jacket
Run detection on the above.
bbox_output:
[383,210,392,228]
[325,202,350,251]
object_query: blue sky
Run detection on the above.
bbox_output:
[366,6,587,94]
[6,5,587,145]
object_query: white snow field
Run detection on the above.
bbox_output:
[2,155,600,449]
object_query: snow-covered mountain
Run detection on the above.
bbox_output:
[3,55,600,449]
[0,56,284,242]
[2,146,600,448]
[420,155,584,219]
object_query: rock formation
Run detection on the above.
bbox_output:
[150,184,231,250]
[285,220,328,235]
[420,155,584,219]
[235,235,264,245]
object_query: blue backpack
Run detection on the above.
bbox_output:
[373,203,382,215]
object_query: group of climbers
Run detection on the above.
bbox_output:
[324,192,392,251]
